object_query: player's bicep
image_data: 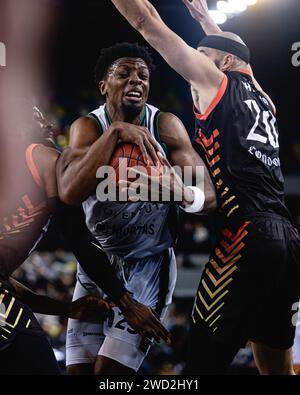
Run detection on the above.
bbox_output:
[57,117,100,173]
[69,116,101,149]
[159,113,200,168]
[33,145,59,199]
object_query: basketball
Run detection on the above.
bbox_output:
[109,142,161,182]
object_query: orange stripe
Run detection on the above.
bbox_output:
[220,230,248,254]
[208,155,221,167]
[25,144,43,188]
[222,221,251,242]
[207,142,220,156]
[212,168,221,177]
[194,76,228,121]
[238,68,253,77]
[215,242,245,264]
[202,129,220,149]
[213,129,220,139]
[223,229,232,240]
[196,129,220,156]
[232,221,251,242]
[198,131,214,148]
[210,254,242,275]
[206,266,237,287]
[202,277,232,299]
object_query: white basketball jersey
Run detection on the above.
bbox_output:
[82,104,177,260]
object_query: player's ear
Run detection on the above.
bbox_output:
[221,54,234,72]
[99,81,107,96]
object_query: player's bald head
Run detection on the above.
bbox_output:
[197,32,249,72]
[211,32,246,46]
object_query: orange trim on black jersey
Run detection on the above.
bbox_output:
[193,75,228,121]
[25,144,43,188]
[237,68,253,77]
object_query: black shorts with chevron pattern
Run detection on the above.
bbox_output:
[192,212,300,350]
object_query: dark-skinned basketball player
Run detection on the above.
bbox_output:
[56,42,216,375]
[110,0,300,375]
[0,103,170,375]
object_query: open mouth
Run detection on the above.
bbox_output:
[124,90,143,102]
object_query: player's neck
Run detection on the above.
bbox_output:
[105,103,143,125]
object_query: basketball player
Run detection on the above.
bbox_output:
[111,0,300,375]
[56,42,216,375]
[0,103,170,374]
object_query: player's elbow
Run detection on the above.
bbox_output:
[58,184,82,207]
[56,175,82,206]
[132,7,158,35]
[56,153,84,206]
[132,15,148,32]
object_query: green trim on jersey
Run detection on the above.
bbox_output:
[154,111,169,157]
[104,105,112,126]
[86,113,103,134]
[140,106,147,126]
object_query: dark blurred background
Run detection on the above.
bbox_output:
[13,0,300,374]
[48,0,300,174]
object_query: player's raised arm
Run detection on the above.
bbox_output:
[9,277,111,321]
[182,0,276,113]
[110,0,224,90]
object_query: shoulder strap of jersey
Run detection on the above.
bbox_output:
[153,111,169,157]
[86,112,104,134]
[25,144,43,188]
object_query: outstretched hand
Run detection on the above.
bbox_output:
[118,293,171,344]
[123,301,171,344]
[182,0,222,34]
[68,296,112,322]
[182,0,209,22]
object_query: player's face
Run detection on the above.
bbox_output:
[197,46,225,70]
[101,58,150,114]
[33,106,54,141]
[33,106,52,131]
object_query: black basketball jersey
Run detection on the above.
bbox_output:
[193,70,291,223]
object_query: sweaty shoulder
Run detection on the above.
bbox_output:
[158,112,191,148]
[32,144,59,171]
[69,116,102,149]
[31,144,59,198]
